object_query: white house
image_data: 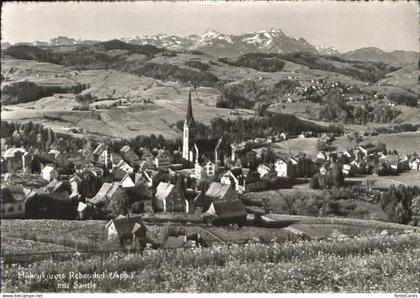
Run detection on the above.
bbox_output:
[114,160,134,174]
[154,150,171,170]
[93,143,111,167]
[42,165,59,181]
[220,168,246,193]
[195,160,216,180]
[120,173,135,188]
[274,158,297,177]
[409,157,420,171]
[257,164,271,178]
[69,174,82,199]
[317,152,328,161]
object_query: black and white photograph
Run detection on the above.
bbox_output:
[1,1,419,294]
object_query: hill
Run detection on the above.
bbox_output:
[342,47,418,66]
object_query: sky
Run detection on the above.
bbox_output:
[1,1,419,52]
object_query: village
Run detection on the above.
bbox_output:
[1,92,420,250]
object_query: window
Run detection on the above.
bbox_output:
[1,209,4,214]
[18,205,22,211]
[8,206,14,213]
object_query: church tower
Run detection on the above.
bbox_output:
[182,91,196,162]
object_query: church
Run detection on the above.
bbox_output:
[182,92,222,176]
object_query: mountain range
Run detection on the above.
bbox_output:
[1,29,417,65]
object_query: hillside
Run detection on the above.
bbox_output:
[2,39,419,141]
[342,47,418,66]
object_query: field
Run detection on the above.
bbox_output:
[2,214,417,256]
[270,137,319,159]
[332,131,420,155]
[2,230,420,292]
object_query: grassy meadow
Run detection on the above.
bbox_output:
[2,230,419,292]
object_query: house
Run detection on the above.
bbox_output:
[41,165,59,181]
[69,174,81,199]
[1,185,27,219]
[359,144,379,156]
[193,138,223,164]
[319,164,328,175]
[244,170,266,193]
[25,191,78,219]
[220,168,264,193]
[153,182,188,213]
[1,156,6,174]
[342,164,356,177]
[184,189,202,213]
[398,155,410,171]
[257,164,271,178]
[205,199,247,226]
[274,158,297,177]
[120,145,140,168]
[48,149,64,163]
[44,180,70,193]
[196,182,238,211]
[275,132,287,142]
[3,147,26,172]
[194,160,216,180]
[120,173,135,188]
[409,157,420,171]
[342,150,353,159]
[384,154,400,172]
[105,215,147,248]
[316,152,328,162]
[135,170,153,187]
[87,182,120,207]
[140,148,155,164]
[77,201,93,219]
[93,143,111,168]
[220,168,246,193]
[114,159,134,174]
[251,148,267,160]
[154,150,171,170]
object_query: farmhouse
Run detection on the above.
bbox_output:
[195,182,238,211]
[87,182,120,207]
[105,215,147,248]
[1,185,27,219]
[3,147,27,172]
[409,156,420,171]
[154,182,188,213]
[25,191,78,219]
[205,199,247,226]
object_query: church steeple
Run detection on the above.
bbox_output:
[182,91,196,163]
[185,91,195,127]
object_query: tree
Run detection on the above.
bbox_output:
[410,195,420,226]
[309,174,320,189]
[75,93,95,110]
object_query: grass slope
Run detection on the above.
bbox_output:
[2,231,419,292]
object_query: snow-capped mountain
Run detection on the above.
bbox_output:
[122,29,321,57]
[3,30,333,57]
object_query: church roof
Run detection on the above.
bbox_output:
[193,138,221,153]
